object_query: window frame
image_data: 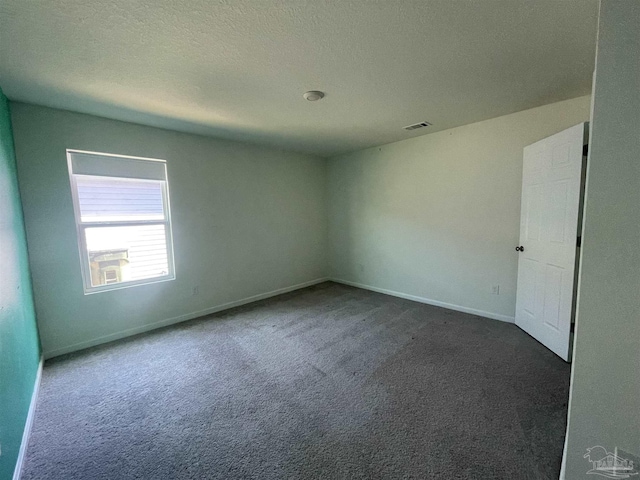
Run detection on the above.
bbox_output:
[66,149,176,294]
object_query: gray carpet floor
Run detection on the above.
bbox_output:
[22,282,570,480]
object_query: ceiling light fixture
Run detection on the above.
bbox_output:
[303,91,325,101]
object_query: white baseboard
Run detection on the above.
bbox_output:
[13,356,43,480]
[331,278,515,323]
[43,277,329,359]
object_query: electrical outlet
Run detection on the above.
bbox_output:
[491,285,500,295]
[192,286,199,296]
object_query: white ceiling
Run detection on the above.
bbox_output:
[0,0,598,157]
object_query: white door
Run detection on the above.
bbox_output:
[515,123,587,361]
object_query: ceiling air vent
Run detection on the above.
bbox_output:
[403,121,431,131]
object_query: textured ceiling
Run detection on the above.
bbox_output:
[0,0,598,156]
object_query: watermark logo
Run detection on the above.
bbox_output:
[584,446,639,479]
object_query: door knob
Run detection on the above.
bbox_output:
[515,246,524,252]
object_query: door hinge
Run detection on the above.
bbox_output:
[583,144,589,156]
[577,236,582,248]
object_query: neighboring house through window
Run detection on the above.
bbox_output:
[67,150,175,293]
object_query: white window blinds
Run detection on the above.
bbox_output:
[67,150,175,293]
[75,176,165,222]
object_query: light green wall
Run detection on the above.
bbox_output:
[327,96,591,321]
[563,1,640,477]
[10,103,328,358]
[0,91,41,479]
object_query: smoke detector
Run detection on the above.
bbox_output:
[303,91,325,101]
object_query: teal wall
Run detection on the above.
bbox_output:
[0,90,41,480]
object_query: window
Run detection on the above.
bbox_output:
[67,150,175,293]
